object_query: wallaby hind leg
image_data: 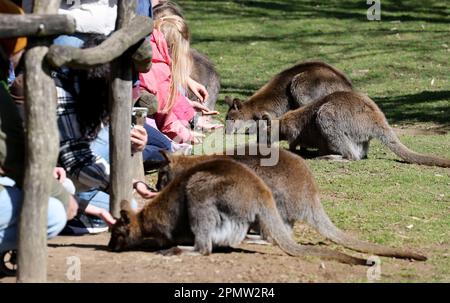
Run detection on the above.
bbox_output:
[190,219,215,255]
[289,142,297,152]
[194,235,213,255]
[244,234,271,245]
[186,198,218,255]
[319,130,363,160]
[361,141,370,159]
[288,138,301,152]
[316,154,348,161]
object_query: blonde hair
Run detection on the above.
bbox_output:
[155,15,192,113]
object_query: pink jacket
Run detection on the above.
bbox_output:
[139,29,195,143]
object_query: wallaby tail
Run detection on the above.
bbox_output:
[377,127,450,168]
[305,196,427,261]
[257,205,368,266]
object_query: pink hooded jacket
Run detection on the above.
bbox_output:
[139,29,195,143]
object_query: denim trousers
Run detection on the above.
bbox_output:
[0,177,67,252]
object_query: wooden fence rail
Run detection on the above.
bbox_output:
[0,0,152,282]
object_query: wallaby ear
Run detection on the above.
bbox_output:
[120,200,132,211]
[159,150,172,164]
[120,209,131,225]
[143,159,167,171]
[233,98,243,111]
[224,95,234,107]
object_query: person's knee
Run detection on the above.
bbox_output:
[47,198,68,238]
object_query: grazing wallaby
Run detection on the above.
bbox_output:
[153,147,427,261]
[264,91,450,168]
[109,159,368,265]
[153,0,221,110]
[224,61,352,132]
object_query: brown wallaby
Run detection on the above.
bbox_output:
[224,61,352,132]
[153,147,427,261]
[188,49,221,110]
[153,0,221,110]
[109,159,368,265]
[264,91,450,168]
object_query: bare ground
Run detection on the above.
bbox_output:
[1,222,442,283]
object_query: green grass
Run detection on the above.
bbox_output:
[176,0,450,282]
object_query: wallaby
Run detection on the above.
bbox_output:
[224,60,352,133]
[153,147,427,261]
[109,159,368,265]
[188,49,221,110]
[153,0,221,110]
[264,91,450,168]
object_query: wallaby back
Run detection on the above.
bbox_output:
[189,49,221,110]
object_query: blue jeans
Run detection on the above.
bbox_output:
[0,177,67,252]
[143,123,172,162]
[137,0,152,18]
[76,126,144,212]
[76,127,110,211]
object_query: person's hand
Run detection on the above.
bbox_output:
[53,167,66,184]
[134,181,159,199]
[131,125,147,153]
[189,100,219,116]
[188,78,209,103]
[97,209,117,227]
[67,196,79,220]
[190,130,205,144]
[196,116,224,131]
[84,204,116,227]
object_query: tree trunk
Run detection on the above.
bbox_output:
[109,0,137,218]
[46,15,152,69]
[17,0,62,284]
[131,109,147,186]
[0,14,75,38]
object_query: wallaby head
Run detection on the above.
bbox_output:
[108,200,144,252]
[224,96,249,133]
[155,150,177,190]
[257,112,290,146]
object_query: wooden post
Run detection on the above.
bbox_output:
[17,0,62,283]
[109,0,137,218]
[46,16,153,69]
[131,109,147,185]
[0,14,75,38]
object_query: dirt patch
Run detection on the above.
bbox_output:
[1,224,441,283]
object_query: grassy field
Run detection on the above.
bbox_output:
[173,0,450,282]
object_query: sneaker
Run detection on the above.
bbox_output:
[60,214,109,235]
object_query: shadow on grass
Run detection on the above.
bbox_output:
[374,90,450,126]
[185,0,449,24]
